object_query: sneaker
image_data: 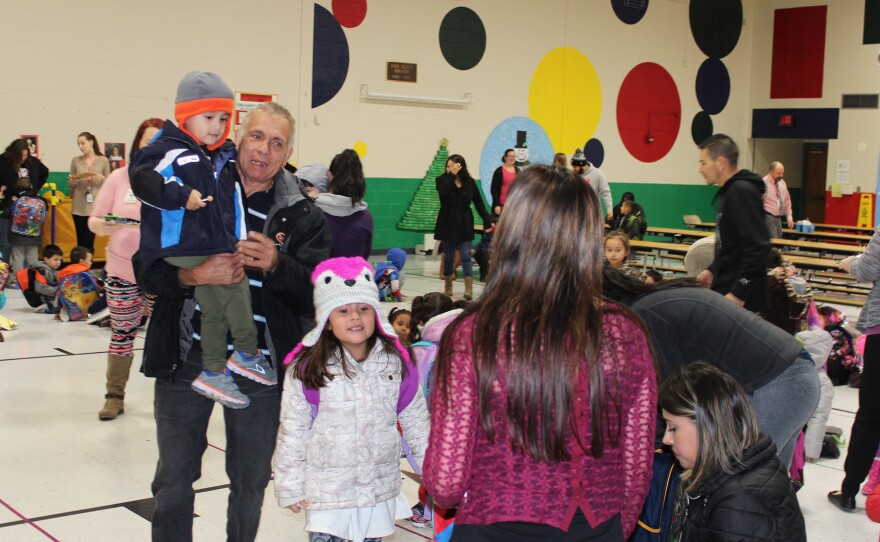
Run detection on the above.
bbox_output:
[192,369,251,409]
[7,282,19,290]
[409,502,432,529]
[227,349,277,386]
[57,306,69,322]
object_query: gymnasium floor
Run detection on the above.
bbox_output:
[0,255,875,541]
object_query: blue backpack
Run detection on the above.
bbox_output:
[9,195,47,237]
[629,450,683,542]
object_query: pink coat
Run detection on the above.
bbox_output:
[88,166,142,283]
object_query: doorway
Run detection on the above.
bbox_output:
[802,142,828,223]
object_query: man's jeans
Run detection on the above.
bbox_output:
[151,352,281,542]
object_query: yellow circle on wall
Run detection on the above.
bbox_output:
[353,141,368,158]
[528,47,602,154]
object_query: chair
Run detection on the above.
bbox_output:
[683,215,703,228]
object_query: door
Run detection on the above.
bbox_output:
[802,142,828,223]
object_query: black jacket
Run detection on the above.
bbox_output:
[0,155,48,218]
[707,170,770,312]
[434,172,490,242]
[135,168,332,378]
[677,435,806,542]
[490,165,519,211]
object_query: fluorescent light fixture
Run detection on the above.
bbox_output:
[360,84,472,105]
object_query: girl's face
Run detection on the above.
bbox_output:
[326,303,376,360]
[604,238,627,269]
[661,410,699,469]
[391,313,411,338]
[77,136,92,155]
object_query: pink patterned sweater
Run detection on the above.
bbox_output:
[422,308,657,535]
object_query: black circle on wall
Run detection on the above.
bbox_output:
[611,0,649,25]
[691,111,714,145]
[439,7,487,71]
[689,0,742,59]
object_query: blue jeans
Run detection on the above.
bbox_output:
[151,351,281,542]
[750,352,820,469]
[442,240,473,277]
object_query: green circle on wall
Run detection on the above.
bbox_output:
[439,7,486,71]
[691,111,714,145]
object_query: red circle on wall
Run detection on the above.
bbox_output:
[616,62,681,163]
[332,0,367,28]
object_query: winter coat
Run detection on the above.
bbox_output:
[490,165,519,211]
[273,342,431,509]
[849,225,880,332]
[0,154,48,219]
[798,329,835,459]
[434,172,490,243]
[130,120,243,270]
[676,435,806,542]
[707,170,771,312]
[313,192,373,259]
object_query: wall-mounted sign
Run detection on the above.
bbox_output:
[387,62,417,83]
[777,114,795,127]
[234,92,278,128]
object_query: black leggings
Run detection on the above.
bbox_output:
[843,333,880,495]
[452,510,623,542]
[73,214,95,251]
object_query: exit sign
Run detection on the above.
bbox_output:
[778,114,795,127]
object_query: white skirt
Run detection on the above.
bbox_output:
[305,492,411,542]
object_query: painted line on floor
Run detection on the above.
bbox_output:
[0,347,144,362]
[394,521,432,539]
[208,443,226,452]
[0,484,231,529]
[0,497,62,541]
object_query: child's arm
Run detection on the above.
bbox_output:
[272,367,313,509]
[130,146,197,211]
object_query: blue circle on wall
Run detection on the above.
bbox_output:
[611,0,649,25]
[689,0,742,59]
[583,138,605,168]
[479,117,554,201]
[695,58,730,115]
[691,111,714,145]
[439,7,486,71]
[312,4,349,108]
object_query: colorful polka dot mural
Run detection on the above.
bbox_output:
[353,140,368,158]
[528,47,602,157]
[691,111,714,145]
[479,117,554,201]
[695,58,730,115]
[439,7,486,71]
[616,62,681,163]
[689,0,742,59]
[312,4,349,108]
[583,138,605,168]
[332,0,367,29]
[611,0,649,25]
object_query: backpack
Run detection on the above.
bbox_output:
[15,267,49,308]
[57,271,101,321]
[301,358,421,472]
[0,259,9,295]
[9,195,47,237]
[629,450,683,542]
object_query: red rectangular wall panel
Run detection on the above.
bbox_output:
[771,6,827,99]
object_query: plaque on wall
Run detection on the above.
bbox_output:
[387,62,417,83]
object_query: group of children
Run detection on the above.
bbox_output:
[15,243,105,321]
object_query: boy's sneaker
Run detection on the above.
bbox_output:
[192,369,251,409]
[410,502,432,529]
[227,350,277,386]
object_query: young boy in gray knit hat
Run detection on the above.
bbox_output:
[130,71,276,409]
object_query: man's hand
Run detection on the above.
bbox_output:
[286,500,310,513]
[725,292,745,307]
[696,269,713,288]
[238,231,279,273]
[185,189,207,211]
[787,218,795,229]
[179,253,245,287]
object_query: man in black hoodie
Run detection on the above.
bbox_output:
[696,134,770,311]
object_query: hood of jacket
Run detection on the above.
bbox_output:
[796,329,833,368]
[314,192,368,217]
[387,248,406,271]
[713,169,765,204]
[422,309,463,343]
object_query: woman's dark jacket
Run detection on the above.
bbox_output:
[434,172,490,243]
[490,165,519,211]
[677,435,806,541]
[0,155,48,218]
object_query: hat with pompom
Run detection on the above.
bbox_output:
[174,71,234,151]
[283,257,409,365]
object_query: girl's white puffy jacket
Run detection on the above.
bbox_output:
[273,342,431,510]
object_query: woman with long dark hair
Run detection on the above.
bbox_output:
[423,165,657,540]
[434,153,490,301]
[0,139,49,281]
[88,118,162,420]
[313,148,373,259]
[69,131,110,250]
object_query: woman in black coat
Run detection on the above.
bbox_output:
[0,138,48,279]
[660,362,806,542]
[434,153,490,300]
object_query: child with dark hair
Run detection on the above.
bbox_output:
[19,244,63,312]
[374,248,406,302]
[472,213,498,282]
[605,230,645,281]
[759,248,813,335]
[644,269,663,284]
[388,307,411,346]
[274,257,429,541]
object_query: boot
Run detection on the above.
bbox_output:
[98,354,133,421]
[464,276,474,301]
[444,274,454,297]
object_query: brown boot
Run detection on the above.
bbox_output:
[464,276,474,301]
[98,354,133,421]
[444,274,454,297]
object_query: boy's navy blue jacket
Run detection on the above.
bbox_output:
[130,120,244,270]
